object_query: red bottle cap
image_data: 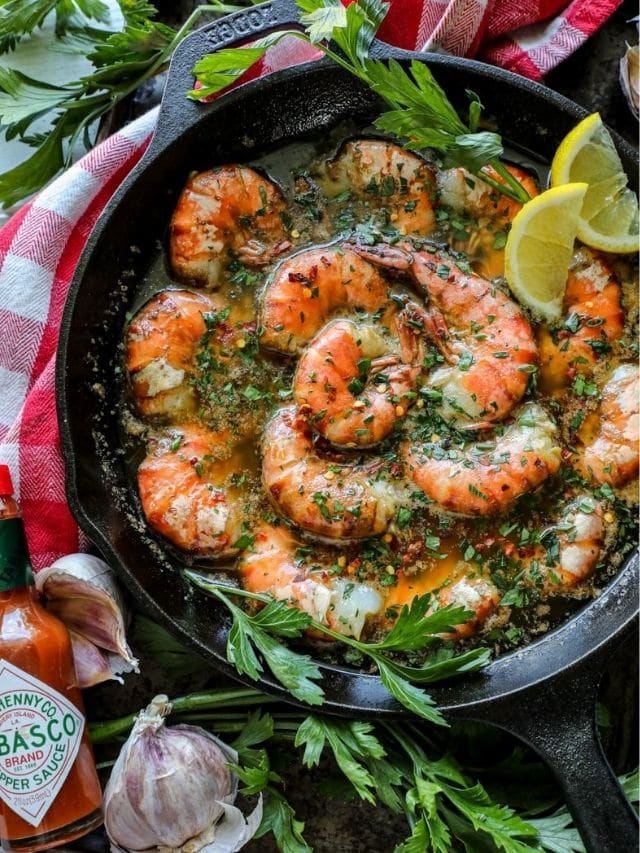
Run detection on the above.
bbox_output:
[0,465,14,496]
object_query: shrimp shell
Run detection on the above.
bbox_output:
[404,402,561,516]
[261,406,401,540]
[259,246,392,355]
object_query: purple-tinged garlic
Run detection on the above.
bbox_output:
[620,42,639,120]
[68,629,136,689]
[36,553,138,688]
[104,695,262,853]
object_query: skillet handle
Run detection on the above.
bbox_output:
[148,0,303,157]
[450,646,638,853]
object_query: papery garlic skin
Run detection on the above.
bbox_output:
[104,696,261,853]
[68,629,137,689]
[36,553,138,670]
[620,43,639,120]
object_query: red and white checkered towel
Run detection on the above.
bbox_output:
[0,0,621,570]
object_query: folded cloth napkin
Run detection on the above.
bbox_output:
[0,0,621,570]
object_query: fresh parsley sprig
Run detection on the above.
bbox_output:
[0,0,110,52]
[0,0,246,207]
[190,0,530,204]
[92,686,627,853]
[185,570,490,725]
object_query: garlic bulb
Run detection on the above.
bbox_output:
[36,553,139,688]
[104,695,262,853]
[620,43,639,120]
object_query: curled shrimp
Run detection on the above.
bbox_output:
[261,406,401,540]
[384,569,500,639]
[259,245,392,355]
[138,424,251,555]
[294,303,425,448]
[238,523,383,639]
[576,364,639,487]
[538,249,624,392]
[126,289,220,418]
[323,139,436,236]
[170,166,290,287]
[437,575,500,639]
[437,164,538,278]
[525,497,606,593]
[354,242,538,429]
[404,402,561,516]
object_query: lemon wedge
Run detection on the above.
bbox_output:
[551,113,639,253]
[504,183,587,322]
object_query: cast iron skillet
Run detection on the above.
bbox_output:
[56,2,639,850]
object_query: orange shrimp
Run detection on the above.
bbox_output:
[437,164,539,278]
[126,289,221,418]
[170,166,290,287]
[259,246,392,355]
[261,406,402,540]
[538,249,624,393]
[576,364,639,487]
[354,242,538,429]
[404,402,561,516]
[138,424,248,555]
[384,569,500,640]
[293,303,426,448]
[323,139,436,236]
[238,523,383,639]
[437,576,501,639]
[522,497,606,593]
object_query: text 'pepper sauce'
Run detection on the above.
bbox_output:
[0,465,102,852]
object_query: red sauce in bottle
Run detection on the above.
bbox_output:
[0,466,102,851]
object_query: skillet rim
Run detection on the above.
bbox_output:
[56,53,640,716]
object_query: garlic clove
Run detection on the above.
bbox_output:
[104,696,261,853]
[69,629,119,688]
[620,43,639,120]
[36,554,138,667]
[198,800,264,853]
[68,630,138,689]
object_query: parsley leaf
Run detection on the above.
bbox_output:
[254,788,311,853]
[186,574,490,725]
[189,0,530,204]
[187,572,324,706]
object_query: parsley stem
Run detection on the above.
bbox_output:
[484,158,531,204]
[90,686,274,743]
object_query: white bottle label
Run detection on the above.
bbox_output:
[0,661,84,827]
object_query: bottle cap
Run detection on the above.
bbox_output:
[0,465,14,496]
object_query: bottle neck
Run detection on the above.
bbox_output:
[0,500,34,592]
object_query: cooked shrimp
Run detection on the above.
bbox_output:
[437,164,538,278]
[438,575,501,639]
[383,568,499,639]
[238,523,382,639]
[170,166,290,287]
[138,424,249,555]
[294,304,426,448]
[538,249,624,392]
[527,497,606,593]
[259,246,392,355]
[262,406,401,539]
[126,289,220,418]
[404,402,561,516]
[323,139,436,236]
[354,243,538,429]
[576,364,639,486]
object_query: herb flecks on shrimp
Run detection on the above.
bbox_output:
[170,165,291,287]
[124,117,638,715]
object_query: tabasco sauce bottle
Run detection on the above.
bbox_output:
[0,466,102,851]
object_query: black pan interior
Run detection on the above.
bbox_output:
[57,56,639,715]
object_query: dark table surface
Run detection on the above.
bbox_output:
[89,3,639,851]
